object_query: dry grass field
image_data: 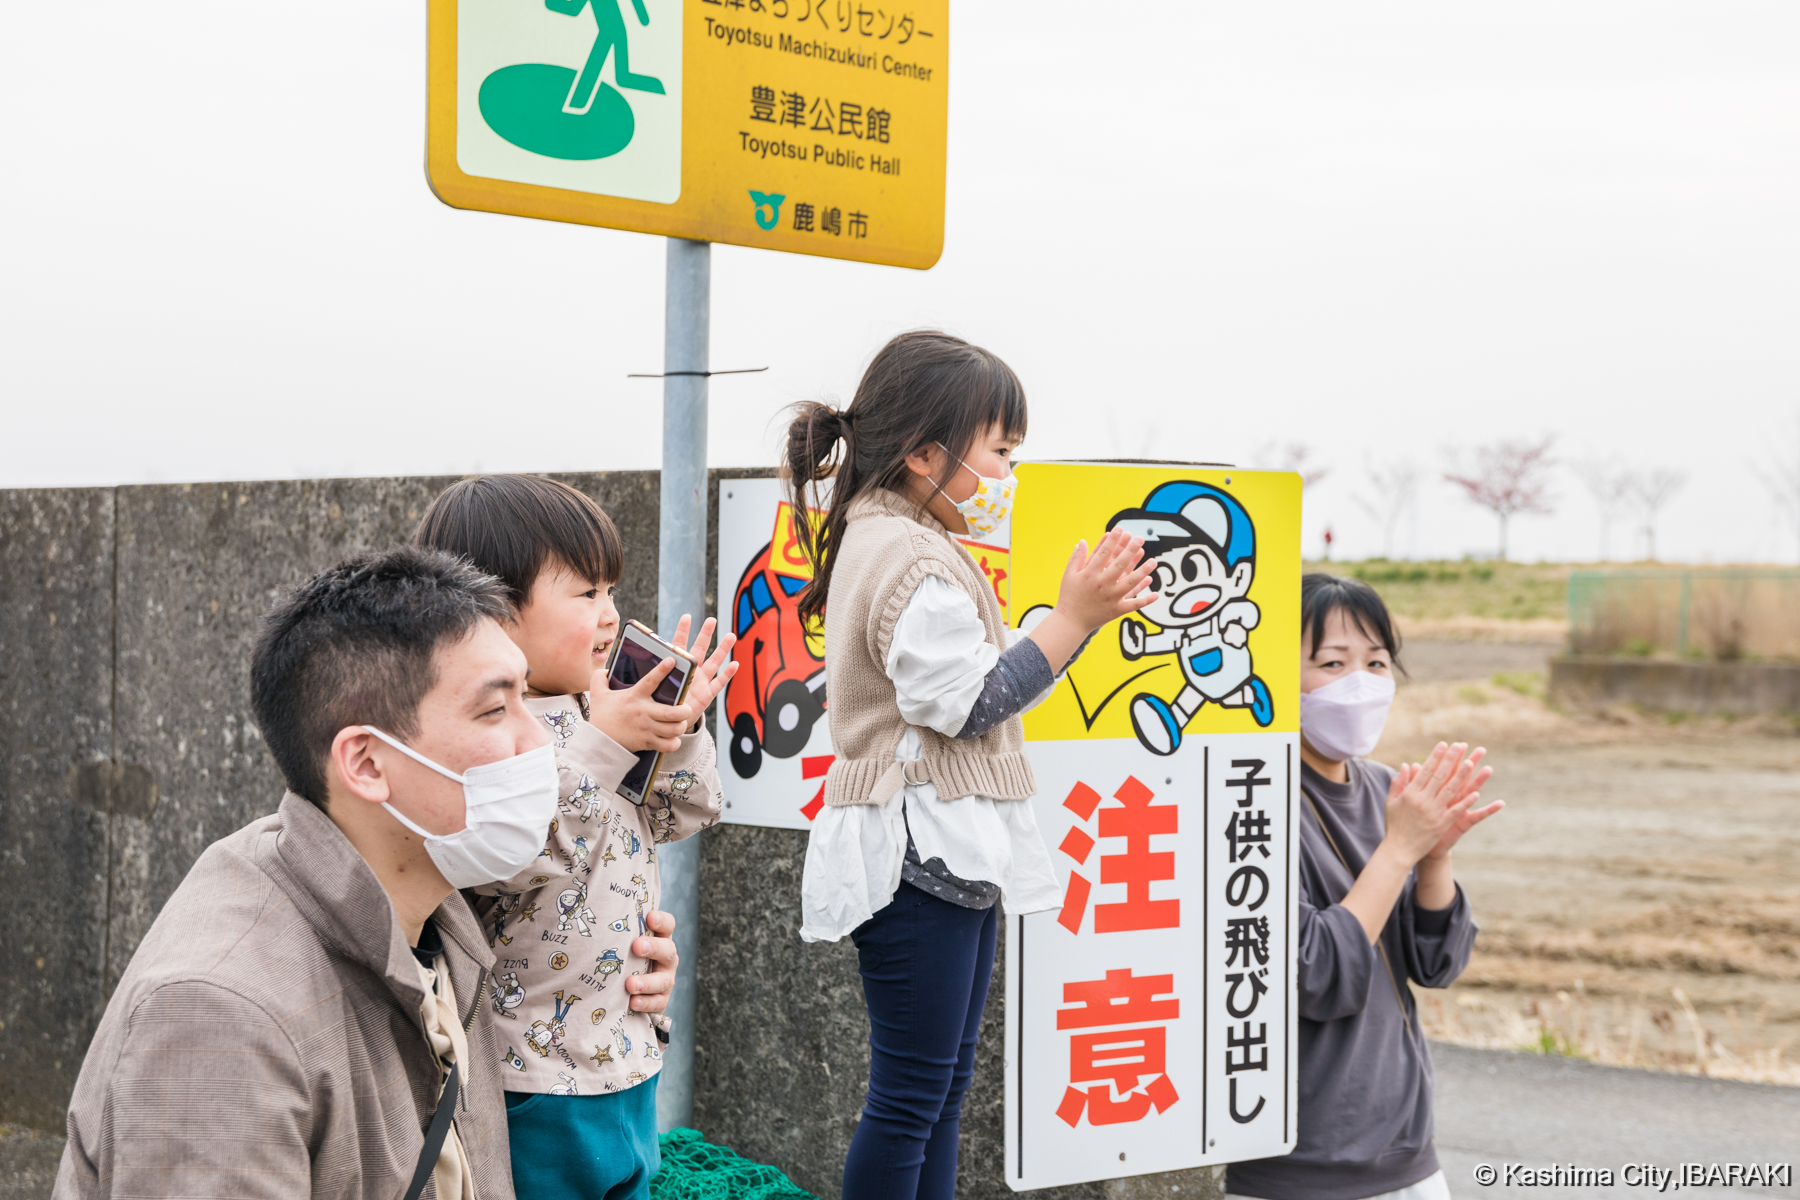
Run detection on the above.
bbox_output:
[1373,632,1800,1085]
[1312,559,1576,624]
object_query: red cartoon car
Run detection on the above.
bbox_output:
[723,538,826,778]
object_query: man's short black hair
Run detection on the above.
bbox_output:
[414,474,626,607]
[1300,572,1408,680]
[250,545,513,808]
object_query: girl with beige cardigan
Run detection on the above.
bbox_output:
[783,331,1156,1200]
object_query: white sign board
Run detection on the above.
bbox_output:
[714,476,1011,830]
[1005,740,1298,1187]
[1003,462,1302,1189]
[714,477,833,831]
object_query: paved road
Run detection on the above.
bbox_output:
[1434,1043,1800,1198]
[5,1046,1795,1199]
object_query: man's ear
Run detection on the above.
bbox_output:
[1233,562,1254,592]
[329,727,392,807]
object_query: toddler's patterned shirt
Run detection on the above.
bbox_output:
[468,693,723,1096]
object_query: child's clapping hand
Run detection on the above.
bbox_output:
[1055,527,1157,631]
[1027,526,1157,672]
[587,615,738,754]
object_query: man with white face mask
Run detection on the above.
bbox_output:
[56,546,678,1200]
[1227,574,1504,1200]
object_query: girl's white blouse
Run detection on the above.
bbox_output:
[799,574,1064,942]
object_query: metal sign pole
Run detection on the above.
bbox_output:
[656,236,709,1132]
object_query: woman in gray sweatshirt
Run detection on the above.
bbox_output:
[1226,575,1503,1200]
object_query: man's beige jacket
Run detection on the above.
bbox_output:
[54,793,517,1200]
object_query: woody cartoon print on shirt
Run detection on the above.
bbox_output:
[473,697,723,1093]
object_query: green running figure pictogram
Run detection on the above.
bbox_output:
[479,0,666,162]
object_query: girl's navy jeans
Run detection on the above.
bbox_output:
[843,880,1000,1200]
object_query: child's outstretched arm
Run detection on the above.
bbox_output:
[951,637,1059,739]
[1027,527,1156,672]
[893,530,1152,741]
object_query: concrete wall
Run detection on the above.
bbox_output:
[1549,655,1800,715]
[0,474,1219,1200]
[0,473,665,1132]
[0,490,114,1132]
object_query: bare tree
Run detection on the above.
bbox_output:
[1578,458,1635,562]
[1353,455,1420,559]
[1258,441,1330,490]
[1755,413,1800,562]
[1444,437,1557,561]
[1627,469,1686,561]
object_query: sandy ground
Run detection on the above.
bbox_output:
[1374,639,1800,1085]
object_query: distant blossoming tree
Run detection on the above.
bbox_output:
[1444,437,1557,561]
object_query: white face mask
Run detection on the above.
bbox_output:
[361,726,558,889]
[1298,670,1396,762]
[933,442,1018,537]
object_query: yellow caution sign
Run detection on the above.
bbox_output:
[1011,463,1303,744]
[427,0,948,269]
[1007,464,1303,1185]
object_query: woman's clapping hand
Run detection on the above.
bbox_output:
[1382,742,1502,866]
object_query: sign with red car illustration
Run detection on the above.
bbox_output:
[714,476,1008,830]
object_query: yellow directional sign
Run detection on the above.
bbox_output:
[427,0,948,269]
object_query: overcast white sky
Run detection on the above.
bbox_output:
[3,2,1797,563]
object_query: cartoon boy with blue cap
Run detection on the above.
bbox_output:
[1107,481,1274,753]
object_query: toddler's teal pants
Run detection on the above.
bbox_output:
[504,1073,660,1200]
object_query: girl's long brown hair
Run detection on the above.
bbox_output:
[783,330,1028,625]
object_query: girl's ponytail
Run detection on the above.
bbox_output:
[783,400,852,626]
[782,331,1028,626]
[784,400,851,494]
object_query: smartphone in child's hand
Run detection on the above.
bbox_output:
[604,620,697,805]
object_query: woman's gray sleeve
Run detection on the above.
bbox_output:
[955,638,1057,739]
[1398,881,1477,988]
[1295,898,1378,1021]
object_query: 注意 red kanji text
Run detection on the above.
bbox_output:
[1095,776,1179,932]
[1055,967,1181,1127]
[1057,968,1179,1029]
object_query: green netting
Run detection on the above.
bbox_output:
[1566,568,1800,659]
[649,1128,820,1200]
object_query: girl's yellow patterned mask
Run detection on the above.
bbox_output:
[934,442,1019,537]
